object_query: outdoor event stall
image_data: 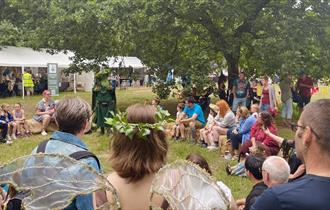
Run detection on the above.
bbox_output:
[0,46,147,98]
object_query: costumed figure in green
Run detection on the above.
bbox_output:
[92,72,117,134]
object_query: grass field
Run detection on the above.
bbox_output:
[0,87,328,199]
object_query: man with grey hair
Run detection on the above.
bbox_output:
[252,99,330,210]
[31,97,101,210]
[262,156,290,187]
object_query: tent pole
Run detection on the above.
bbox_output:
[22,66,25,100]
[73,73,77,94]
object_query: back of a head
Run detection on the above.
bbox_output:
[186,154,212,175]
[245,155,265,180]
[239,106,249,118]
[111,104,168,182]
[262,156,290,186]
[54,97,91,135]
[301,99,330,154]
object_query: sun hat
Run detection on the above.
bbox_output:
[209,104,219,112]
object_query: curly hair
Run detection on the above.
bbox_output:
[259,111,274,128]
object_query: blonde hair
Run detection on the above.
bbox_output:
[110,104,168,182]
[238,106,250,119]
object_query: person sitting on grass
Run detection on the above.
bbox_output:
[33,90,55,136]
[261,156,290,188]
[252,99,330,210]
[106,104,168,209]
[226,105,258,159]
[226,143,266,177]
[207,100,236,150]
[172,103,186,140]
[12,103,31,137]
[236,155,267,210]
[0,106,9,144]
[0,104,17,143]
[186,153,238,210]
[263,128,306,181]
[239,112,279,158]
[198,104,219,147]
[177,97,205,141]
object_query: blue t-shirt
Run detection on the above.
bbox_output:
[251,174,330,210]
[234,79,250,98]
[183,104,206,125]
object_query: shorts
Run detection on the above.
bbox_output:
[183,120,204,129]
[25,87,34,92]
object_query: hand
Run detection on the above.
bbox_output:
[249,146,257,153]
[290,164,306,179]
[263,128,271,136]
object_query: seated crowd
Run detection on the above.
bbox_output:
[0,90,56,144]
[0,88,329,209]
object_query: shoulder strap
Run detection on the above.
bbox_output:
[36,140,50,153]
[69,151,101,170]
[36,139,101,169]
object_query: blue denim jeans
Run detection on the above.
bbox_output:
[260,104,270,112]
[232,97,247,112]
[281,98,293,119]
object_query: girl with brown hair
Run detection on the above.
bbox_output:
[106,104,168,210]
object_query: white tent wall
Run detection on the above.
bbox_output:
[74,72,94,91]
[0,46,146,94]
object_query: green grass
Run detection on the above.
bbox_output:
[1,87,327,199]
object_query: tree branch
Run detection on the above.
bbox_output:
[235,0,271,38]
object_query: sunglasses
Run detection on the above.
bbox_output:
[291,123,321,139]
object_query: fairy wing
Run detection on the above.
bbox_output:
[0,153,120,210]
[150,160,230,210]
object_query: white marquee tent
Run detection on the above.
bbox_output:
[0,46,146,98]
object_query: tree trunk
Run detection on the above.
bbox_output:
[224,54,239,90]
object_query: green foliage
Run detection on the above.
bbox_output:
[1,0,329,80]
[152,80,174,99]
[105,107,173,140]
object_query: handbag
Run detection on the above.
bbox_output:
[291,88,301,104]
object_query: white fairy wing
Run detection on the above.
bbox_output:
[150,160,230,210]
[0,153,120,210]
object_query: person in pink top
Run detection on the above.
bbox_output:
[259,76,277,113]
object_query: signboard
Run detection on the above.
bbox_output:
[47,63,59,96]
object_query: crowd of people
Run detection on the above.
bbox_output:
[0,69,328,210]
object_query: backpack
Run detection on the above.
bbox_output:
[36,139,101,169]
[5,139,101,210]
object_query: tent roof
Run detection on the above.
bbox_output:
[107,56,145,69]
[0,46,145,69]
[0,46,74,68]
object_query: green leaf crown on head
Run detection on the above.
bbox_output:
[105,106,173,140]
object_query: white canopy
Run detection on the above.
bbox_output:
[0,46,74,68]
[107,56,145,69]
[0,46,145,69]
